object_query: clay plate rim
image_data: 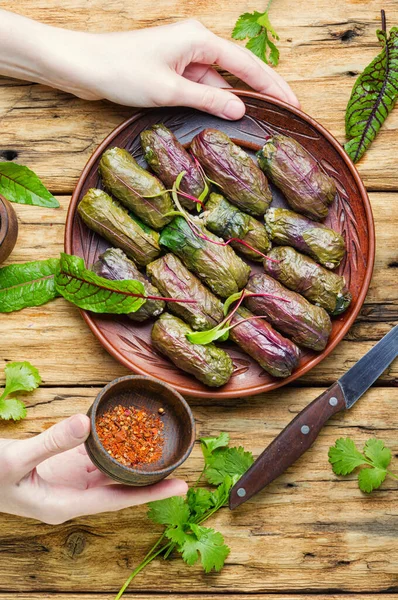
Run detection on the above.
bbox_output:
[65,90,375,398]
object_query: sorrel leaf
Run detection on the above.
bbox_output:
[55,253,147,314]
[0,258,60,313]
[0,162,59,207]
[345,13,398,163]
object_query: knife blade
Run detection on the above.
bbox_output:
[229,325,398,510]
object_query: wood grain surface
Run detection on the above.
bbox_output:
[0,0,397,598]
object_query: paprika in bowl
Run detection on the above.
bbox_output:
[85,375,196,486]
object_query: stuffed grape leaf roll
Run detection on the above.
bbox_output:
[257,134,336,220]
[245,273,332,351]
[151,313,234,387]
[159,216,251,298]
[147,253,224,331]
[265,207,345,269]
[99,147,174,230]
[77,188,161,266]
[92,248,164,321]
[203,193,271,262]
[191,129,272,217]
[229,307,300,378]
[264,246,352,316]
[141,124,206,210]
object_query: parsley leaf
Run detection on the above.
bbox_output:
[179,524,230,572]
[329,437,398,493]
[0,361,41,421]
[200,432,230,457]
[328,438,367,475]
[0,398,27,421]
[232,7,280,66]
[232,12,262,40]
[148,496,190,528]
[204,446,254,485]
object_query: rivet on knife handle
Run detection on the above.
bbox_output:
[229,381,346,510]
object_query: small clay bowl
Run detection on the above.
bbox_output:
[0,195,18,264]
[85,375,196,486]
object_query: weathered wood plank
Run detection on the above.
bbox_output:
[1,596,397,600]
[0,387,397,593]
[0,194,396,387]
[0,1,398,192]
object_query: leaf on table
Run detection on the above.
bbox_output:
[187,488,214,519]
[0,398,27,421]
[55,253,147,314]
[179,524,230,572]
[232,11,262,39]
[0,258,60,313]
[204,446,254,486]
[345,23,398,163]
[3,361,41,396]
[232,10,280,66]
[200,432,230,457]
[358,466,388,493]
[0,162,59,208]
[148,496,191,528]
[328,437,367,475]
[363,438,392,470]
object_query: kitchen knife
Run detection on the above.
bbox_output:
[229,325,398,510]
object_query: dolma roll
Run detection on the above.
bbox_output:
[264,246,352,316]
[147,253,224,330]
[92,248,164,322]
[257,134,336,220]
[78,189,161,266]
[141,124,206,210]
[265,207,345,269]
[151,313,234,387]
[159,216,251,298]
[99,147,174,229]
[245,273,332,351]
[191,129,272,217]
[229,307,300,378]
[203,193,271,262]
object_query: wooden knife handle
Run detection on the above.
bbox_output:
[229,381,346,509]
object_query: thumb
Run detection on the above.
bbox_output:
[176,78,246,120]
[15,414,90,474]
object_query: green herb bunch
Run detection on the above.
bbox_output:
[115,433,253,599]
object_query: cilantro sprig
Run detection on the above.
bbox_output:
[232,2,280,66]
[329,437,398,493]
[0,361,41,421]
[115,433,253,599]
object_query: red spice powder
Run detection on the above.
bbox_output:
[96,404,164,467]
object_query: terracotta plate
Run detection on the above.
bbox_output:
[65,90,375,398]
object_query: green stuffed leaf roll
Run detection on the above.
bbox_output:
[257,134,336,220]
[77,188,161,266]
[203,193,271,262]
[265,207,345,269]
[159,216,251,298]
[99,147,174,229]
[245,273,332,351]
[191,129,272,217]
[92,248,164,322]
[151,313,234,387]
[264,246,352,316]
[229,307,300,378]
[140,124,206,211]
[147,253,224,330]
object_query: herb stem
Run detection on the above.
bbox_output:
[266,0,273,11]
[387,470,398,480]
[381,9,386,33]
[114,538,172,600]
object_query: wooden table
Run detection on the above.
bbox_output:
[1,1,397,599]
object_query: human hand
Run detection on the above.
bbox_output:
[48,19,299,117]
[0,414,187,524]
